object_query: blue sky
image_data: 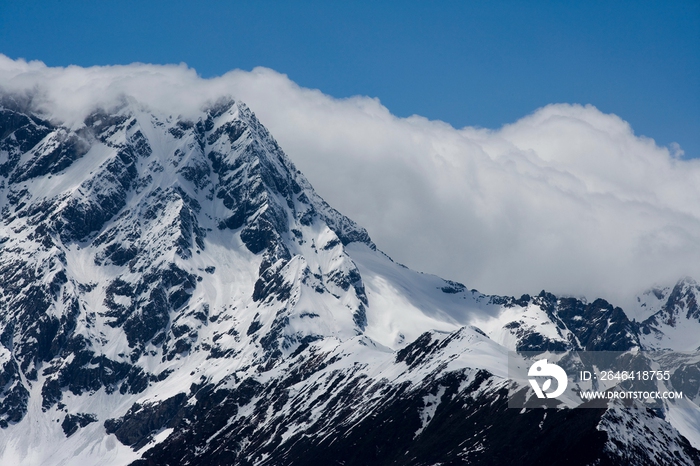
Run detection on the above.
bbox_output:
[0,0,698,157]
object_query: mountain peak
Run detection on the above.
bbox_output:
[0,94,375,390]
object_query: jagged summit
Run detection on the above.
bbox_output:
[0,93,699,465]
[1,96,374,352]
[631,277,700,351]
[0,95,382,431]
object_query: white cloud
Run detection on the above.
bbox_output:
[2,55,699,309]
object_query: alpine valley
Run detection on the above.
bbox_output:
[1,91,700,466]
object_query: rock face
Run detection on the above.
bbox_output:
[0,95,699,465]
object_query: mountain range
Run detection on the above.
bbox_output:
[0,94,699,465]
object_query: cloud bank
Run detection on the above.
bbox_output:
[2,55,699,310]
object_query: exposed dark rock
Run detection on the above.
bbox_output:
[62,413,97,437]
[105,393,188,450]
[0,356,29,427]
[556,297,639,351]
[441,280,466,294]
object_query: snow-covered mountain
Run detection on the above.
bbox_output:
[0,94,699,465]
